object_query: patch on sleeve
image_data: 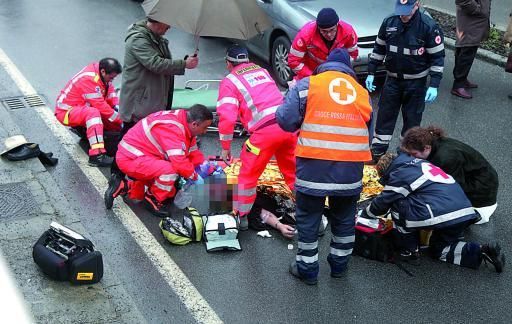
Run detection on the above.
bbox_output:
[297,38,304,47]
[435,35,442,44]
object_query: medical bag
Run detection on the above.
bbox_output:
[160,207,203,245]
[32,222,103,284]
[353,213,394,263]
[202,213,241,252]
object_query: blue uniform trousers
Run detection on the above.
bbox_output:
[295,192,358,280]
[393,220,482,269]
[371,77,427,157]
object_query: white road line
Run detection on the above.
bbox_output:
[0,48,223,324]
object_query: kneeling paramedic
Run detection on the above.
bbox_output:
[104,105,213,216]
[361,152,504,273]
[277,48,373,285]
[217,45,297,230]
[55,58,123,167]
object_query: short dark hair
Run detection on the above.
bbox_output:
[99,58,122,74]
[147,17,158,23]
[186,104,213,123]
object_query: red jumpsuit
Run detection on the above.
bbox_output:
[288,21,359,80]
[55,62,122,156]
[217,62,297,217]
[116,110,204,203]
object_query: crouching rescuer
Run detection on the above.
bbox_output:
[277,48,373,285]
[104,105,213,216]
[55,58,123,167]
[361,152,505,273]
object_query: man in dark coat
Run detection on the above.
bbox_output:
[451,0,491,99]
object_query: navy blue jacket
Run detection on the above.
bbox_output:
[367,153,478,230]
[367,11,445,88]
[276,61,372,197]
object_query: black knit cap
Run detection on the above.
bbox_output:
[316,8,339,29]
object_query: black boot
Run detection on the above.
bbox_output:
[104,173,127,209]
[88,154,114,167]
[144,192,172,217]
[481,243,505,273]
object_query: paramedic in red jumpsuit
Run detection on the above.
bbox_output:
[288,7,359,81]
[55,58,123,167]
[217,45,297,230]
[114,105,212,216]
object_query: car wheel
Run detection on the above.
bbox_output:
[271,36,293,87]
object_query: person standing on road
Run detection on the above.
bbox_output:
[55,58,123,167]
[504,10,512,100]
[451,0,491,99]
[401,125,499,224]
[105,105,212,216]
[119,17,199,125]
[107,17,199,202]
[288,7,359,82]
[366,0,445,163]
[277,48,373,285]
[360,152,504,273]
[217,45,297,231]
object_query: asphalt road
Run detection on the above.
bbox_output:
[1,0,511,323]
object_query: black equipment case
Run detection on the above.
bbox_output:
[32,222,103,284]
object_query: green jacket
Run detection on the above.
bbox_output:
[428,137,499,207]
[119,20,186,122]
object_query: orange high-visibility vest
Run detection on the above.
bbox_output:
[296,70,372,162]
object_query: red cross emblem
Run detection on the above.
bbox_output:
[333,82,354,102]
[329,77,356,105]
[427,163,449,179]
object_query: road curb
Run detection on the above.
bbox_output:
[444,37,508,68]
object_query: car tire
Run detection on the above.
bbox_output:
[271,36,293,87]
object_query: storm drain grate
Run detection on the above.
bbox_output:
[0,183,40,219]
[1,94,46,110]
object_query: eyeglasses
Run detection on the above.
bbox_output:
[318,26,337,37]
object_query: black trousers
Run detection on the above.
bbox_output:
[453,46,478,89]
[371,77,427,156]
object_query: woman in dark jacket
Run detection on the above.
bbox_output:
[401,126,499,224]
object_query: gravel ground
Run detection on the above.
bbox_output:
[427,8,509,57]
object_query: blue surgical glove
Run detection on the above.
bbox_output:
[195,160,215,179]
[365,75,376,92]
[424,87,438,103]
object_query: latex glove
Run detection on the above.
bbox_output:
[424,87,438,103]
[195,160,215,178]
[187,172,203,185]
[365,75,376,92]
[221,149,232,166]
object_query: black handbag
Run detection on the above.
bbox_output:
[33,222,103,284]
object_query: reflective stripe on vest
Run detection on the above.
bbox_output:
[56,71,96,106]
[226,70,277,129]
[142,117,185,160]
[296,71,372,162]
